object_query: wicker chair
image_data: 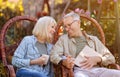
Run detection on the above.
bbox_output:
[0,13,120,77]
[53,11,120,77]
[0,16,68,77]
[0,16,37,77]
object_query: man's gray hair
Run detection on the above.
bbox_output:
[63,11,80,21]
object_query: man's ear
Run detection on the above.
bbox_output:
[77,20,80,24]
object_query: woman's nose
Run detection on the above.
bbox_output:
[53,28,56,33]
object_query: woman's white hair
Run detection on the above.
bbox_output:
[63,11,80,21]
[32,16,57,42]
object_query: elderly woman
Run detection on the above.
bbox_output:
[12,16,57,77]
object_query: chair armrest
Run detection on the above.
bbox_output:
[108,63,120,70]
[5,65,16,77]
[53,64,74,77]
[61,65,74,77]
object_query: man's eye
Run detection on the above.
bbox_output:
[67,24,71,26]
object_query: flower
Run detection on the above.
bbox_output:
[113,0,117,2]
[97,0,102,4]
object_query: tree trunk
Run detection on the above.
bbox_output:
[50,0,55,17]
[63,0,68,3]
[87,0,91,12]
[22,0,44,34]
[22,0,44,17]
[114,1,120,64]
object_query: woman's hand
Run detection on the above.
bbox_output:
[36,56,47,66]
[80,56,102,69]
[30,56,46,66]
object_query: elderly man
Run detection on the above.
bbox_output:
[50,11,120,77]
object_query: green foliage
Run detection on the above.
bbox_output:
[0,61,6,77]
[5,21,35,46]
[0,7,21,30]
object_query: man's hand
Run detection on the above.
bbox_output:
[80,56,102,69]
[62,56,75,69]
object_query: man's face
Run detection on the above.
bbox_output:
[63,16,80,37]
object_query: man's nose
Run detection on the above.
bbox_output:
[65,27,70,32]
[65,28,69,32]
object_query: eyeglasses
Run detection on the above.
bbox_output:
[64,20,77,28]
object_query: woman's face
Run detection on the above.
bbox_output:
[47,22,56,40]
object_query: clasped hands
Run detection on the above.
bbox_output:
[62,56,101,69]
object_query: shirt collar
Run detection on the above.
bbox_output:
[68,31,92,44]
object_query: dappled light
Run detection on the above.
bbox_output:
[0,0,120,77]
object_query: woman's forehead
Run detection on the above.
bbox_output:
[49,22,56,26]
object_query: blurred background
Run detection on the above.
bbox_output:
[0,0,120,64]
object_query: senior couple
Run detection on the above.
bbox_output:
[12,11,120,77]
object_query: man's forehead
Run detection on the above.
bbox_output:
[63,16,73,22]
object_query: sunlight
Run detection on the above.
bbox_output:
[0,0,23,12]
[55,0,63,4]
[8,0,19,3]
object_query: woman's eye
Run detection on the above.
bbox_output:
[51,26,55,28]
